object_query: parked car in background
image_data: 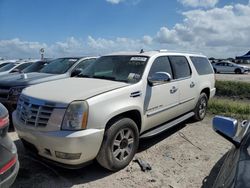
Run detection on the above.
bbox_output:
[212,61,249,74]
[212,116,250,188]
[0,60,51,78]
[0,57,96,114]
[0,60,18,68]
[0,103,19,187]
[0,62,33,76]
[0,63,12,69]
[21,60,51,74]
[13,50,215,171]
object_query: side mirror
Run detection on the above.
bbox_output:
[148,72,172,86]
[71,68,82,77]
[212,116,240,147]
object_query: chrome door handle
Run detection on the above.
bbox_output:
[190,82,195,88]
[170,86,178,94]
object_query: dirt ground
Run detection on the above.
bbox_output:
[215,72,250,83]
[9,116,231,188]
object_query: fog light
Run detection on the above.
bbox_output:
[55,151,81,160]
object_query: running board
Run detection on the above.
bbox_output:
[140,112,195,139]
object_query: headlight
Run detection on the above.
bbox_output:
[62,101,88,130]
[9,86,25,97]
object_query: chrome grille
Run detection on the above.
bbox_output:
[16,96,54,127]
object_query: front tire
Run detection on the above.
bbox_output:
[96,118,139,171]
[193,93,208,121]
[235,68,242,74]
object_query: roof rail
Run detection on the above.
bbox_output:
[158,49,203,55]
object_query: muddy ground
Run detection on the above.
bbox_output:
[9,116,231,188]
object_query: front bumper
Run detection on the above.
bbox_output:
[210,88,216,99]
[0,160,19,188]
[13,112,104,167]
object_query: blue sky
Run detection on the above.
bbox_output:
[0,0,181,43]
[0,0,250,58]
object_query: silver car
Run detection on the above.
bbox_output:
[212,61,248,74]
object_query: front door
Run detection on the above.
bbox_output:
[144,56,179,131]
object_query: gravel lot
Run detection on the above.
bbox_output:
[10,116,231,188]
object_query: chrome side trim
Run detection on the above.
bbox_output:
[147,102,179,117]
[179,97,195,105]
[147,97,195,117]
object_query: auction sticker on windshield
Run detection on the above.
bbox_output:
[130,57,147,62]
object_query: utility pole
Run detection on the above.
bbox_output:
[40,48,45,60]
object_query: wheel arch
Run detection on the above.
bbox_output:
[105,110,142,133]
[200,87,210,99]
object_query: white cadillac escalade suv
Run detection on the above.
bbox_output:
[13,50,216,171]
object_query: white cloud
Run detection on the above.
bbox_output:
[1,2,250,59]
[106,0,123,4]
[178,0,219,8]
[106,0,141,5]
[154,2,250,57]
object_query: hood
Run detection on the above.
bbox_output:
[0,71,9,76]
[0,72,67,87]
[22,78,129,105]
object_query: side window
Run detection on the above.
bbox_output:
[169,56,191,79]
[74,59,96,71]
[148,56,173,78]
[190,56,213,75]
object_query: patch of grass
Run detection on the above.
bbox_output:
[215,80,250,99]
[208,98,250,120]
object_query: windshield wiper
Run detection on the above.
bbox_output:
[78,74,92,78]
[92,75,116,81]
[114,79,128,83]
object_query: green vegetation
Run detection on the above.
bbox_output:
[207,80,250,119]
[215,80,250,99]
[208,98,250,120]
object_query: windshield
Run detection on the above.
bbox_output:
[23,61,48,73]
[39,58,79,74]
[0,63,16,72]
[78,56,148,83]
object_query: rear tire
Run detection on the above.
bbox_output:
[213,68,217,73]
[96,118,139,171]
[193,93,208,121]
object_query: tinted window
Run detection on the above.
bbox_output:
[148,56,173,78]
[0,63,16,72]
[73,59,96,71]
[39,58,79,74]
[169,56,191,79]
[0,63,10,68]
[23,61,48,73]
[217,62,225,66]
[79,56,148,83]
[190,56,214,75]
[15,63,32,71]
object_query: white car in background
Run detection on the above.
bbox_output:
[0,61,33,76]
[212,61,249,74]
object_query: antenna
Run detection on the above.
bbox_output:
[140,49,144,54]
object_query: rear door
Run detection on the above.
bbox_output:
[169,56,197,113]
